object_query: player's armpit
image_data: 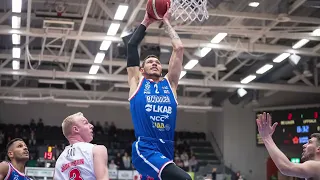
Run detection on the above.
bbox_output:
[127,67,140,86]
[0,162,9,179]
[279,160,320,179]
[93,145,109,180]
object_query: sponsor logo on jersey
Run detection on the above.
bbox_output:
[153,122,165,131]
[150,114,169,122]
[146,95,171,103]
[61,159,84,172]
[163,90,170,94]
[165,124,171,131]
[144,81,151,94]
[145,104,172,114]
[162,86,169,90]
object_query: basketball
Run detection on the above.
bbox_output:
[146,0,171,20]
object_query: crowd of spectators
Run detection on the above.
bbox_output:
[0,119,198,172]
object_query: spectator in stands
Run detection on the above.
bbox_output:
[37,118,44,130]
[109,122,116,136]
[95,121,103,134]
[21,128,28,142]
[114,152,124,169]
[189,155,198,172]
[13,127,20,138]
[211,168,217,180]
[109,159,118,170]
[103,122,109,134]
[122,152,131,170]
[175,158,184,169]
[183,156,189,171]
[30,119,36,131]
[28,130,36,145]
[180,151,189,162]
[0,130,4,148]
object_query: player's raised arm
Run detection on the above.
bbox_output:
[163,4,184,91]
[0,162,9,179]
[126,12,155,87]
[257,112,320,179]
[93,145,109,180]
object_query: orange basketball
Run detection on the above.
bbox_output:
[146,0,171,20]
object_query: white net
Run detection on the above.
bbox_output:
[170,0,209,22]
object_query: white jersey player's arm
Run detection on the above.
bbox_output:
[0,162,9,179]
[93,145,109,180]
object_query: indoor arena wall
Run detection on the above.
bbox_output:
[0,102,208,132]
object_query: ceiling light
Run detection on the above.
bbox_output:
[107,23,120,36]
[12,0,22,13]
[200,47,211,57]
[94,52,105,64]
[89,65,100,75]
[12,34,20,45]
[12,16,21,29]
[184,59,199,70]
[114,4,129,20]
[256,64,273,74]
[179,71,187,79]
[12,60,20,70]
[12,47,21,58]
[237,88,247,97]
[292,39,309,49]
[38,79,66,84]
[248,2,260,7]
[273,53,290,63]
[289,54,301,65]
[100,41,112,51]
[240,75,256,84]
[211,33,227,43]
[313,29,320,36]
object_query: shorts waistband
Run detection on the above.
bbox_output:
[138,136,174,144]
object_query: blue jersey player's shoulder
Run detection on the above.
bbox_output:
[1,162,32,180]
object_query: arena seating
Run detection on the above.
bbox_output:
[0,123,219,173]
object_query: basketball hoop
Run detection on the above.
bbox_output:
[170,0,209,22]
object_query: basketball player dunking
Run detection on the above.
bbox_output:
[257,112,320,180]
[0,138,32,180]
[54,112,109,180]
[126,5,192,180]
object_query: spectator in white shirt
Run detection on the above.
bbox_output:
[109,159,118,170]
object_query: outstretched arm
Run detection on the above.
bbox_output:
[126,12,155,86]
[257,113,320,179]
[163,6,184,92]
[263,136,319,178]
[127,12,156,98]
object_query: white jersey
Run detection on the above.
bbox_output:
[54,142,96,180]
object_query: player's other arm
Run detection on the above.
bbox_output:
[93,145,109,180]
[163,6,184,92]
[126,12,155,93]
[263,137,319,178]
[0,162,9,179]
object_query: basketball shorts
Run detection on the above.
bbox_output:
[132,136,174,180]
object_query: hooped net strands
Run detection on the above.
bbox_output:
[170,0,209,22]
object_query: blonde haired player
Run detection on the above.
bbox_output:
[54,112,109,180]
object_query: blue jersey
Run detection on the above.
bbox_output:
[4,162,32,180]
[129,76,178,141]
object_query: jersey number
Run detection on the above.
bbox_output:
[154,84,159,94]
[69,168,83,180]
